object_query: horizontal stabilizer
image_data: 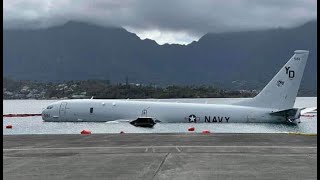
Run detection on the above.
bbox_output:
[300,107,317,117]
[300,107,317,115]
[270,108,301,124]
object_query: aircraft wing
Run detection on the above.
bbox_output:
[105,119,131,123]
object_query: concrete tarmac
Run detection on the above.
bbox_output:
[3,133,317,180]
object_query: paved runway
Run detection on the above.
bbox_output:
[3,133,317,180]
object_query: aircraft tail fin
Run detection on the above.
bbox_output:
[234,50,309,110]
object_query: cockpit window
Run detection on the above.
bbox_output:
[47,105,54,109]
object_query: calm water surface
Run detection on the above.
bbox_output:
[3,97,317,135]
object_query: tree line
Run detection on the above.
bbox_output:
[3,78,259,99]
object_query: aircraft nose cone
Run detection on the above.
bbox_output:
[41,109,48,120]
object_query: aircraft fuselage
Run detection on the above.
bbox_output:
[42,99,284,123]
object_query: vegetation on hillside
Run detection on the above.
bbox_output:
[3,78,261,99]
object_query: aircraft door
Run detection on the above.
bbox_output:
[141,107,150,117]
[141,109,148,117]
[59,102,68,120]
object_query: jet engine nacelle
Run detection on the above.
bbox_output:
[129,117,157,128]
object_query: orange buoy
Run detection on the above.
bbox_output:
[80,129,91,135]
[188,127,195,131]
[120,131,125,134]
[202,130,210,134]
[6,125,12,129]
[3,113,42,117]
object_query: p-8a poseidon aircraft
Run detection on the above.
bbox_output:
[42,50,309,127]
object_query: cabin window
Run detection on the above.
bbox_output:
[46,105,53,109]
[90,107,93,113]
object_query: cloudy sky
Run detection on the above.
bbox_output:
[4,0,317,45]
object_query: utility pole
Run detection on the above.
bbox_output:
[125,75,129,86]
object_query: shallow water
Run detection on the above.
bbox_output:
[3,97,317,135]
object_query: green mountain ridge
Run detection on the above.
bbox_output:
[4,20,317,92]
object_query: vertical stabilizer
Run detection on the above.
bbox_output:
[235,50,309,110]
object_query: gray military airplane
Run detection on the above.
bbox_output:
[42,50,309,127]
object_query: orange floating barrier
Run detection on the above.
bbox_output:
[301,114,315,117]
[202,130,210,134]
[3,113,42,117]
[80,129,91,135]
[6,125,12,129]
